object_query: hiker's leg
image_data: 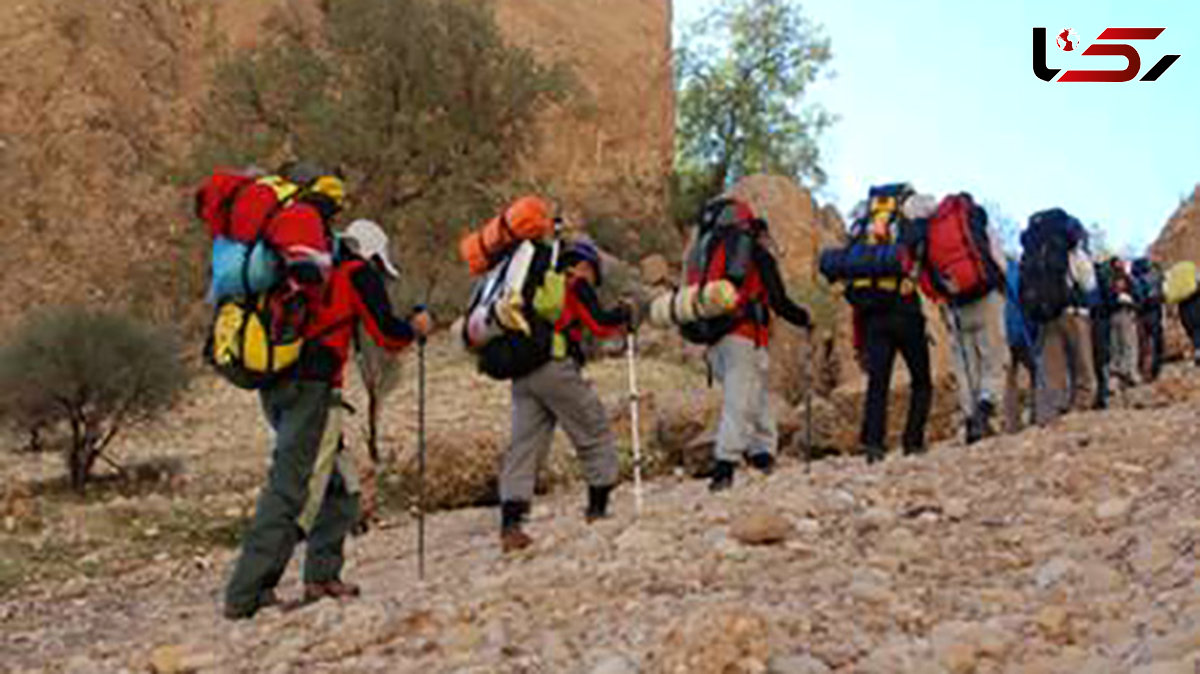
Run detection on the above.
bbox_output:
[747,347,778,459]
[860,313,898,451]
[712,336,756,463]
[945,305,975,421]
[976,291,1010,411]
[897,311,933,452]
[501,372,556,505]
[1003,346,1026,434]
[1068,313,1096,411]
[1121,311,1141,384]
[539,361,619,491]
[1035,322,1067,423]
[1092,313,1111,408]
[226,379,332,617]
[1151,307,1164,378]
[303,466,359,585]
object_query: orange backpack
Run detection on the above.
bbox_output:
[459,196,555,275]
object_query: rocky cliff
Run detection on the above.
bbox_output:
[0,0,673,328]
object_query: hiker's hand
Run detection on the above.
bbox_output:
[622,298,642,331]
[412,310,434,338]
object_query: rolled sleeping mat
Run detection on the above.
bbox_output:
[459,196,554,276]
[648,280,739,329]
[818,243,905,283]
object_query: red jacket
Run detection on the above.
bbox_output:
[300,257,415,386]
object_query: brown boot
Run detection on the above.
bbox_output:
[500,500,533,553]
[303,580,361,603]
[500,528,534,553]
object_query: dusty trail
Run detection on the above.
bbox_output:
[5,369,1200,673]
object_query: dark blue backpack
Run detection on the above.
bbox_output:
[1004,258,1036,350]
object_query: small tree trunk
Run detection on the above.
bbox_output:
[67,412,87,494]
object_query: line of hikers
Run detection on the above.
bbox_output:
[193,166,1197,620]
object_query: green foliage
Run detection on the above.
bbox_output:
[674,0,835,224]
[0,308,188,494]
[192,0,575,315]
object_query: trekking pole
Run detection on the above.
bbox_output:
[626,330,644,516]
[416,335,427,580]
[805,328,815,474]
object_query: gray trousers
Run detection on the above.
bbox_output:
[501,360,619,503]
[225,379,359,614]
[708,334,776,463]
[1110,308,1140,386]
[943,291,1009,419]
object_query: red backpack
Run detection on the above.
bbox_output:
[678,198,764,345]
[195,170,300,242]
[924,193,999,303]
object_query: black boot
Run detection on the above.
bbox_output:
[863,445,887,464]
[585,485,612,522]
[500,501,532,553]
[746,452,775,475]
[978,399,996,437]
[708,460,736,492]
[965,416,983,445]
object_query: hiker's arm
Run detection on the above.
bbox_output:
[754,245,812,329]
[349,265,415,351]
[574,281,630,338]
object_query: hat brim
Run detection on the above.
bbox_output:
[376,254,401,280]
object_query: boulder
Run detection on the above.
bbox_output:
[731,510,795,546]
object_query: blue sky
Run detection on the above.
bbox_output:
[675,0,1200,253]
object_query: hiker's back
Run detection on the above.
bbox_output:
[1018,208,1078,324]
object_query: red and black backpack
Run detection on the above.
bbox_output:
[923,192,1003,305]
[678,197,766,346]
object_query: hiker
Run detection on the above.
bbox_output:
[1106,257,1141,390]
[223,219,432,619]
[675,198,812,491]
[913,193,1009,444]
[1018,208,1095,424]
[1090,257,1115,409]
[1002,257,1039,432]
[1164,260,1200,365]
[1132,258,1165,382]
[499,238,633,552]
[821,184,931,463]
[1181,294,1200,365]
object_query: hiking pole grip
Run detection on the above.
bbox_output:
[626,332,644,516]
[417,338,426,580]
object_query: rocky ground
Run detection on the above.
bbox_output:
[4,364,1200,673]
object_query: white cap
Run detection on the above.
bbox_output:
[343,219,400,279]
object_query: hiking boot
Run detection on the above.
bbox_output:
[222,589,279,620]
[303,581,361,603]
[501,528,534,553]
[584,485,613,522]
[977,399,996,437]
[500,500,533,553]
[965,417,983,445]
[863,445,886,465]
[903,444,926,457]
[746,452,775,475]
[708,460,736,492]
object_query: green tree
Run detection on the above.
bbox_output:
[192,0,574,312]
[0,308,188,494]
[674,0,835,224]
